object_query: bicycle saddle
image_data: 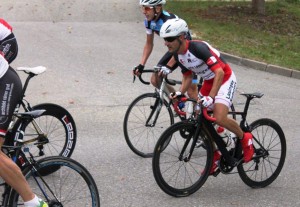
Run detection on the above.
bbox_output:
[15,109,46,119]
[16,66,47,75]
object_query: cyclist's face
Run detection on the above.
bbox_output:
[164,36,180,53]
[141,6,155,21]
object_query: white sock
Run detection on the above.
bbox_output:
[24,194,40,207]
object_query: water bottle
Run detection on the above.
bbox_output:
[185,101,193,119]
[215,125,235,149]
[178,101,185,111]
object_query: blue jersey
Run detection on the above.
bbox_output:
[144,10,177,35]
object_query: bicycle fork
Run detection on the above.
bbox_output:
[178,123,200,162]
[145,86,167,127]
[145,97,163,127]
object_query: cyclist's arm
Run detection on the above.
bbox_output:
[140,33,154,66]
[166,56,177,70]
[179,72,193,95]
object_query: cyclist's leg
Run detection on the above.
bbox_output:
[187,83,198,100]
[0,138,36,202]
[211,71,243,138]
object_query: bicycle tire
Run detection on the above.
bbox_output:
[152,121,213,197]
[12,103,77,159]
[123,93,174,158]
[9,156,100,207]
[237,118,286,188]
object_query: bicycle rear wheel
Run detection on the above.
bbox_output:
[237,118,286,188]
[123,93,174,158]
[12,103,77,158]
[152,121,213,197]
[9,156,100,207]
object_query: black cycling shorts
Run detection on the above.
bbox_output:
[0,67,22,136]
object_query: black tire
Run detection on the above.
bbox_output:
[123,93,174,158]
[12,103,77,158]
[152,121,213,197]
[237,118,286,188]
[9,156,100,207]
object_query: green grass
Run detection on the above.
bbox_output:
[165,1,300,70]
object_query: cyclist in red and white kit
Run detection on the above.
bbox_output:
[0,18,18,64]
[159,18,254,175]
[0,19,48,207]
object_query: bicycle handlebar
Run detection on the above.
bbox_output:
[203,108,217,122]
[134,67,179,86]
[175,97,217,122]
[137,69,153,85]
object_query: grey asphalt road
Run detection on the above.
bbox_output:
[1,1,300,206]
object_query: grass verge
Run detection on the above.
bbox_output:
[165,0,300,70]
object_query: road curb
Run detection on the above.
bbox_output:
[221,52,299,80]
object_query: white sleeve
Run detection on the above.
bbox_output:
[0,55,9,78]
[146,28,153,35]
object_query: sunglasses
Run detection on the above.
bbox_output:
[140,6,153,12]
[163,36,179,42]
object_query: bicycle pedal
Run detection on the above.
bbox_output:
[212,169,220,177]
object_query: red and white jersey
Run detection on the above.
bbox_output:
[174,40,233,96]
[0,19,12,41]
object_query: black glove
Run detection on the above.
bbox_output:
[134,64,144,74]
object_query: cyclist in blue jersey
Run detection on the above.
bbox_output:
[133,0,198,100]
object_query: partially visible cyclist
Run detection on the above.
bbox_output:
[133,0,198,100]
[0,18,18,64]
[0,54,48,206]
[159,18,254,175]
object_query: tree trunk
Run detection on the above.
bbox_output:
[252,0,265,15]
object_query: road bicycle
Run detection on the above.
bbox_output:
[152,92,286,197]
[1,108,100,206]
[6,66,77,159]
[123,66,235,158]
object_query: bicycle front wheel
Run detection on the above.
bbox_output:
[123,93,174,158]
[12,103,77,158]
[9,156,100,207]
[152,121,213,197]
[237,118,286,188]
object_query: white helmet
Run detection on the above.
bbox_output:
[160,18,189,38]
[139,0,166,7]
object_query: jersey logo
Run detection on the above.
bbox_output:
[207,56,217,66]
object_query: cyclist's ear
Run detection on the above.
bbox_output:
[154,5,163,13]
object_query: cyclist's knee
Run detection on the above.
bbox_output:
[150,74,160,88]
[187,85,198,99]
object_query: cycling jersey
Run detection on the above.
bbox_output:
[174,40,233,96]
[0,19,18,64]
[0,19,12,40]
